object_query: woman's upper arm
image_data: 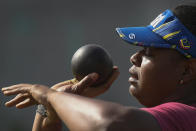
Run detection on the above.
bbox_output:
[105,107,161,131]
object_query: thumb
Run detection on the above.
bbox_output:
[73,73,99,94]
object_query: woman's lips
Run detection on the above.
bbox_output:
[128,77,138,84]
[128,67,139,89]
[129,67,138,80]
[129,77,138,91]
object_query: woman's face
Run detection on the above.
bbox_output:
[129,47,185,107]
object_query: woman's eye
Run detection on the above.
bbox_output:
[145,51,151,56]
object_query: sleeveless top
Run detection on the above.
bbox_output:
[141,102,196,131]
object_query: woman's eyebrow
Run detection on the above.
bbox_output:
[148,47,157,51]
[143,47,148,51]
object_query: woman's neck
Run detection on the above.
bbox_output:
[161,84,196,105]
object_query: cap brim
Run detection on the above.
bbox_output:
[116,26,170,48]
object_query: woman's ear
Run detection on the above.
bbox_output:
[181,58,196,84]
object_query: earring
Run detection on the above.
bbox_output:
[180,79,184,85]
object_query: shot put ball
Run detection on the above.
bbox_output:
[71,44,113,86]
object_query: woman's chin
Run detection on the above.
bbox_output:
[129,85,159,107]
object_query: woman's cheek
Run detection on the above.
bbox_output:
[141,59,177,98]
[139,57,169,96]
[139,57,156,88]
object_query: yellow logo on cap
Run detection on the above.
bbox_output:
[180,39,191,50]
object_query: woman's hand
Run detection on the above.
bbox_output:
[2,84,53,109]
[51,66,119,98]
[2,66,119,131]
[2,66,119,108]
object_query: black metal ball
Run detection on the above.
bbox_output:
[71,44,113,85]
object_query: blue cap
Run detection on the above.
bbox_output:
[116,9,196,58]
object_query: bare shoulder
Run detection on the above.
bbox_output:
[104,106,161,131]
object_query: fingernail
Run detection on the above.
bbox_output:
[2,87,8,90]
[5,102,9,106]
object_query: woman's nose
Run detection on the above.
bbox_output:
[130,51,142,67]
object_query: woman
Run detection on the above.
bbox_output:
[2,3,196,131]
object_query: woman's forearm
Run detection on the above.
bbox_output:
[47,91,122,131]
[32,112,62,131]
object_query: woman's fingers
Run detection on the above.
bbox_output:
[2,84,32,96]
[5,93,29,107]
[92,66,119,90]
[81,66,119,97]
[2,84,34,108]
[16,98,35,109]
[2,85,20,92]
[2,84,32,92]
[51,79,77,90]
[78,73,99,87]
[74,73,99,93]
[104,66,120,88]
[3,87,29,96]
[2,84,50,109]
[97,66,119,93]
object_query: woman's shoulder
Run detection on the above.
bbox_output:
[141,102,196,131]
[157,102,196,110]
[142,102,196,113]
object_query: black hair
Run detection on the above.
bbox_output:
[173,3,196,36]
